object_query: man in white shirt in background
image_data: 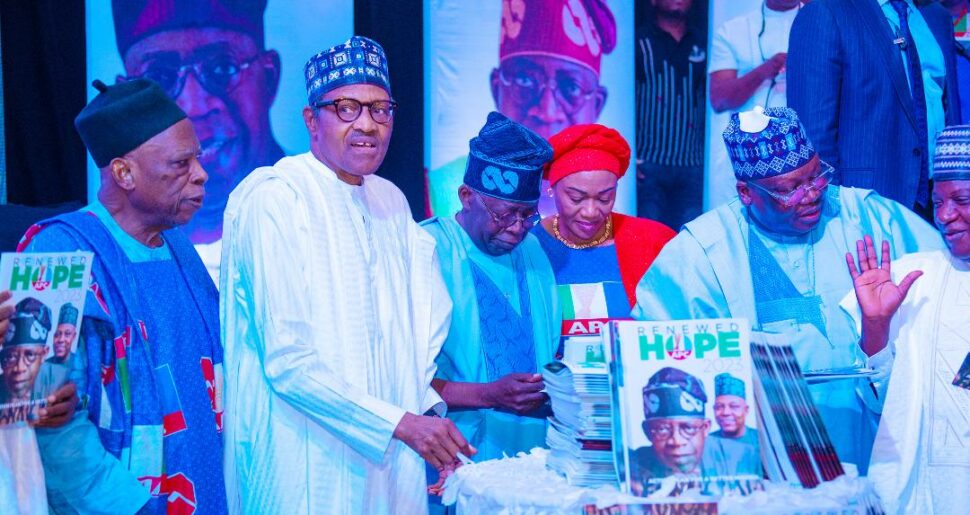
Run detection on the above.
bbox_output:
[707,0,802,207]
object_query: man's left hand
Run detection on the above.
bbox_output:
[33,382,78,428]
[845,236,922,322]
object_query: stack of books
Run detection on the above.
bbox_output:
[751,341,845,488]
[542,341,615,488]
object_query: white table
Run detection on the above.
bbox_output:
[440,449,882,514]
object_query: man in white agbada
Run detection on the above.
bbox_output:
[843,125,970,514]
[220,36,473,514]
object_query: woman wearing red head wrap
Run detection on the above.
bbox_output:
[532,124,675,351]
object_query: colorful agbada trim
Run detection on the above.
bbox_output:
[20,207,226,514]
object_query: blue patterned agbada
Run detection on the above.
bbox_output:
[21,202,226,514]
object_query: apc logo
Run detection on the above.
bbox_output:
[665,333,693,361]
[481,166,518,195]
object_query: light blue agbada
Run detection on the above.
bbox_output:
[632,186,944,473]
[421,216,560,461]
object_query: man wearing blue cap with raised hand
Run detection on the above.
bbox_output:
[633,106,944,474]
[844,125,970,513]
[422,112,560,464]
[221,36,472,514]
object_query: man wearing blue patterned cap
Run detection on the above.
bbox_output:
[421,112,560,463]
[221,35,472,514]
[632,106,944,474]
[629,367,759,496]
[711,373,759,450]
[843,125,970,512]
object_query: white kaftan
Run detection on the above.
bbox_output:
[220,152,452,514]
[843,250,970,514]
[0,426,48,514]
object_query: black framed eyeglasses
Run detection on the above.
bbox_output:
[0,347,46,368]
[646,420,706,441]
[477,193,540,229]
[125,54,260,99]
[497,65,598,115]
[313,97,398,124]
[747,160,835,207]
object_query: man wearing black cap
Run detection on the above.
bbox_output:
[1,298,52,407]
[221,36,472,514]
[421,112,560,464]
[629,367,759,496]
[113,0,285,279]
[19,79,225,514]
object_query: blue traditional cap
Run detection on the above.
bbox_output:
[5,298,52,347]
[933,125,970,182]
[642,367,707,420]
[464,112,553,203]
[58,303,79,327]
[714,373,746,399]
[723,106,816,180]
[304,36,391,105]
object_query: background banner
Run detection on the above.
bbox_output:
[85,0,353,245]
[425,0,636,218]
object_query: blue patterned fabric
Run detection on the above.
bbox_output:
[469,255,537,381]
[26,204,226,514]
[722,106,817,180]
[420,215,559,462]
[714,373,746,399]
[747,230,828,338]
[933,124,970,181]
[304,35,391,104]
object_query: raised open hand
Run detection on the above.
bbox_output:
[845,236,922,322]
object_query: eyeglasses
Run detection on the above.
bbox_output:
[313,97,398,124]
[747,161,834,207]
[647,420,707,440]
[477,193,540,229]
[125,53,261,99]
[497,66,598,115]
[0,347,46,368]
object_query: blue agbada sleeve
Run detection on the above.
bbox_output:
[631,231,732,322]
[26,225,150,514]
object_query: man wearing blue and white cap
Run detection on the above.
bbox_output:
[843,125,970,513]
[629,367,759,495]
[632,106,944,473]
[421,112,560,463]
[711,373,759,450]
[221,36,472,514]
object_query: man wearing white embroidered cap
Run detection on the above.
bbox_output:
[844,125,970,513]
[632,106,944,473]
[221,36,472,514]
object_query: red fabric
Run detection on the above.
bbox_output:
[612,213,676,307]
[499,0,616,75]
[545,124,631,185]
